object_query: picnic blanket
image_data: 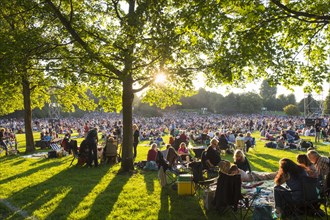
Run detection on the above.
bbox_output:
[242,180,275,207]
[21,152,48,159]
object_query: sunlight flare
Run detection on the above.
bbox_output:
[154,73,167,84]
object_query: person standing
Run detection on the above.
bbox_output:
[86,128,98,167]
[314,119,321,143]
[133,124,140,159]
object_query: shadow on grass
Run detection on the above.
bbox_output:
[8,165,112,219]
[0,161,63,185]
[248,153,279,171]
[143,170,158,194]
[158,186,206,219]
[10,158,27,166]
[84,171,132,219]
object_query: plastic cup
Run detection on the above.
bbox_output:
[256,186,262,194]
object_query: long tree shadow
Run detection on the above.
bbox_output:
[248,153,279,171]
[8,165,110,219]
[0,161,62,185]
[84,171,133,219]
[9,158,27,166]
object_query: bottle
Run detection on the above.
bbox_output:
[272,210,277,219]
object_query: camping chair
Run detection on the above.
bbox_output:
[274,176,328,220]
[189,161,218,198]
[157,148,176,186]
[300,176,328,219]
[50,143,61,151]
[200,150,219,179]
[157,147,186,187]
[213,171,251,220]
[102,138,119,165]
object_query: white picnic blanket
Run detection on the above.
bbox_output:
[21,152,48,159]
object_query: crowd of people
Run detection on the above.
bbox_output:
[1,111,330,218]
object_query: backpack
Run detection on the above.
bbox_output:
[289,143,297,149]
[300,140,313,150]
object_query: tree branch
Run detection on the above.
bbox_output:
[112,0,123,21]
[132,79,154,93]
[44,0,122,76]
[69,0,73,23]
[292,23,327,60]
[81,69,120,80]
[132,55,161,71]
[271,0,330,23]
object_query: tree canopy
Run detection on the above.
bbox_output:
[1,0,329,170]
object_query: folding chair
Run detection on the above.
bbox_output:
[213,171,251,220]
[274,176,328,220]
[157,148,177,186]
[50,143,61,151]
[189,161,218,198]
[300,176,328,219]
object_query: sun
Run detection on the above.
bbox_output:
[154,73,167,84]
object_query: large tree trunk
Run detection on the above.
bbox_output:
[22,77,35,153]
[120,77,134,171]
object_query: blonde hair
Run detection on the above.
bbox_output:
[233,149,245,163]
[133,124,139,130]
[219,160,231,174]
[151,143,157,149]
[210,138,219,146]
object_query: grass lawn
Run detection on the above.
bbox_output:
[0,132,329,219]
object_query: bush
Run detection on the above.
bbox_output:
[283,104,300,116]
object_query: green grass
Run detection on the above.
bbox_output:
[0,132,329,219]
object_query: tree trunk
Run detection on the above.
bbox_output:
[22,77,35,153]
[120,77,134,171]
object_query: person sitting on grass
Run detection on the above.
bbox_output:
[233,149,251,173]
[155,135,164,147]
[144,143,158,171]
[296,154,318,178]
[43,132,52,142]
[244,132,255,153]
